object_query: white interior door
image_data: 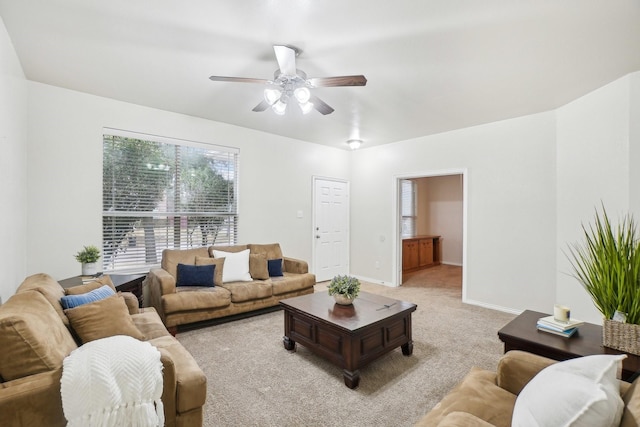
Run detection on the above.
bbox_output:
[313,177,349,282]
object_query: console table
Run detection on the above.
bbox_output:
[59,273,146,308]
[498,309,640,381]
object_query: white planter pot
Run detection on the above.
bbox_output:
[81,262,98,276]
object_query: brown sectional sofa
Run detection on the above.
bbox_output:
[0,273,206,427]
[146,243,316,332]
[416,350,640,426]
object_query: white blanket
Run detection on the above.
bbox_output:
[61,335,164,427]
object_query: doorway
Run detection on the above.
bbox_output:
[395,171,466,293]
[312,177,350,282]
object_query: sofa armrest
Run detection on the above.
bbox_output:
[152,336,206,424]
[283,257,309,274]
[146,268,176,322]
[496,350,557,395]
[119,291,140,314]
[0,369,66,427]
[435,411,496,427]
[157,346,178,424]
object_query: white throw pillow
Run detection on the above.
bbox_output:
[512,354,626,427]
[212,249,252,282]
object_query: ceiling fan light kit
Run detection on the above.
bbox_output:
[347,139,362,150]
[209,45,367,116]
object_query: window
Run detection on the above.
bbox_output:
[102,129,238,273]
[400,179,416,238]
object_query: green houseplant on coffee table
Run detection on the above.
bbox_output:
[75,245,101,276]
[328,275,361,305]
[567,206,640,354]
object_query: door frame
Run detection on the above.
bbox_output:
[311,176,350,280]
[392,168,468,296]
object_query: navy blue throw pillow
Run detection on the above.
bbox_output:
[267,258,284,277]
[177,263,215,287]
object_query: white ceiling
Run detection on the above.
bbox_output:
[2,1,639,150]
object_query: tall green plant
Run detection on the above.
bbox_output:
[567,206,640,324]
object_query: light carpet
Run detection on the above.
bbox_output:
[176,281,515,426]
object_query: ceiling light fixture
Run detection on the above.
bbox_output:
[347,139,362,150]
[261,69,315,115]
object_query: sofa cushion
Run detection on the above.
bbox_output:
[161,247,210,279]
[271,272,316,295]
[16,273,69,327]
[416,367,516,427]
[65,295,145,344]
[248,243,284,262]
[268,258,284,277]
[512,354,626,427]
[64,276,117,295]
[0,291,77,381]
[249,253,269,280]
[219,280,273,303]
[163,286,231,314]
[195,256,224,286]
[131,309,173,340]
[176,263,215,287]
[212,249,252,282]
[60,284,115,309]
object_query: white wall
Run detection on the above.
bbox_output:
[0,17,27,303]
[350,112,557,313]
[556,73,637,324]
[26,82,349,280]
[415,175,463,265]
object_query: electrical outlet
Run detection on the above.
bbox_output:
[375,261,380,269]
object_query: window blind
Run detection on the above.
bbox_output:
[102,130,239,273]
[400,179,416,238]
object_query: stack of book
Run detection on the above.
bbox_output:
[536,315,584,338]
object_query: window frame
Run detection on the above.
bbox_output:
[102,128,239,273]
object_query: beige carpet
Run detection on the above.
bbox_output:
[177,279,515,426]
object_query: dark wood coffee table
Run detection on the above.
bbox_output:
[498,310,640,381]
[280,291,417,389]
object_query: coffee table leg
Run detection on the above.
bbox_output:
[343,369,360,389]
[283,336,296,351]
[401,340,413,356]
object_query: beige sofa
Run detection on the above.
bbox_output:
[416,350,640,426]
[0,273,206,427]
[146,243,316,333]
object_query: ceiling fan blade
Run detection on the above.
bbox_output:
[209,76,270,84]
[310,95,334,115]
[273,45,297,76]
[252,100,270,112]
[308,75,367,87]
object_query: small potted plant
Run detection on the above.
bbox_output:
[75,245,101,276]
[328,275,361,305]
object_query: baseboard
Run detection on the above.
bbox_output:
[441,261,462,267]
[462,297,522,316]
[352,274,395,288]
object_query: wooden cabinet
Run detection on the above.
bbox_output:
[418,239,433,267]
[402,240,419,270]
[402,235,440,274]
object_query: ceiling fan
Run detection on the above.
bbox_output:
[209,45,367,116]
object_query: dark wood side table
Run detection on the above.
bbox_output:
[498,309,640,381]
[59,273,146,308]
